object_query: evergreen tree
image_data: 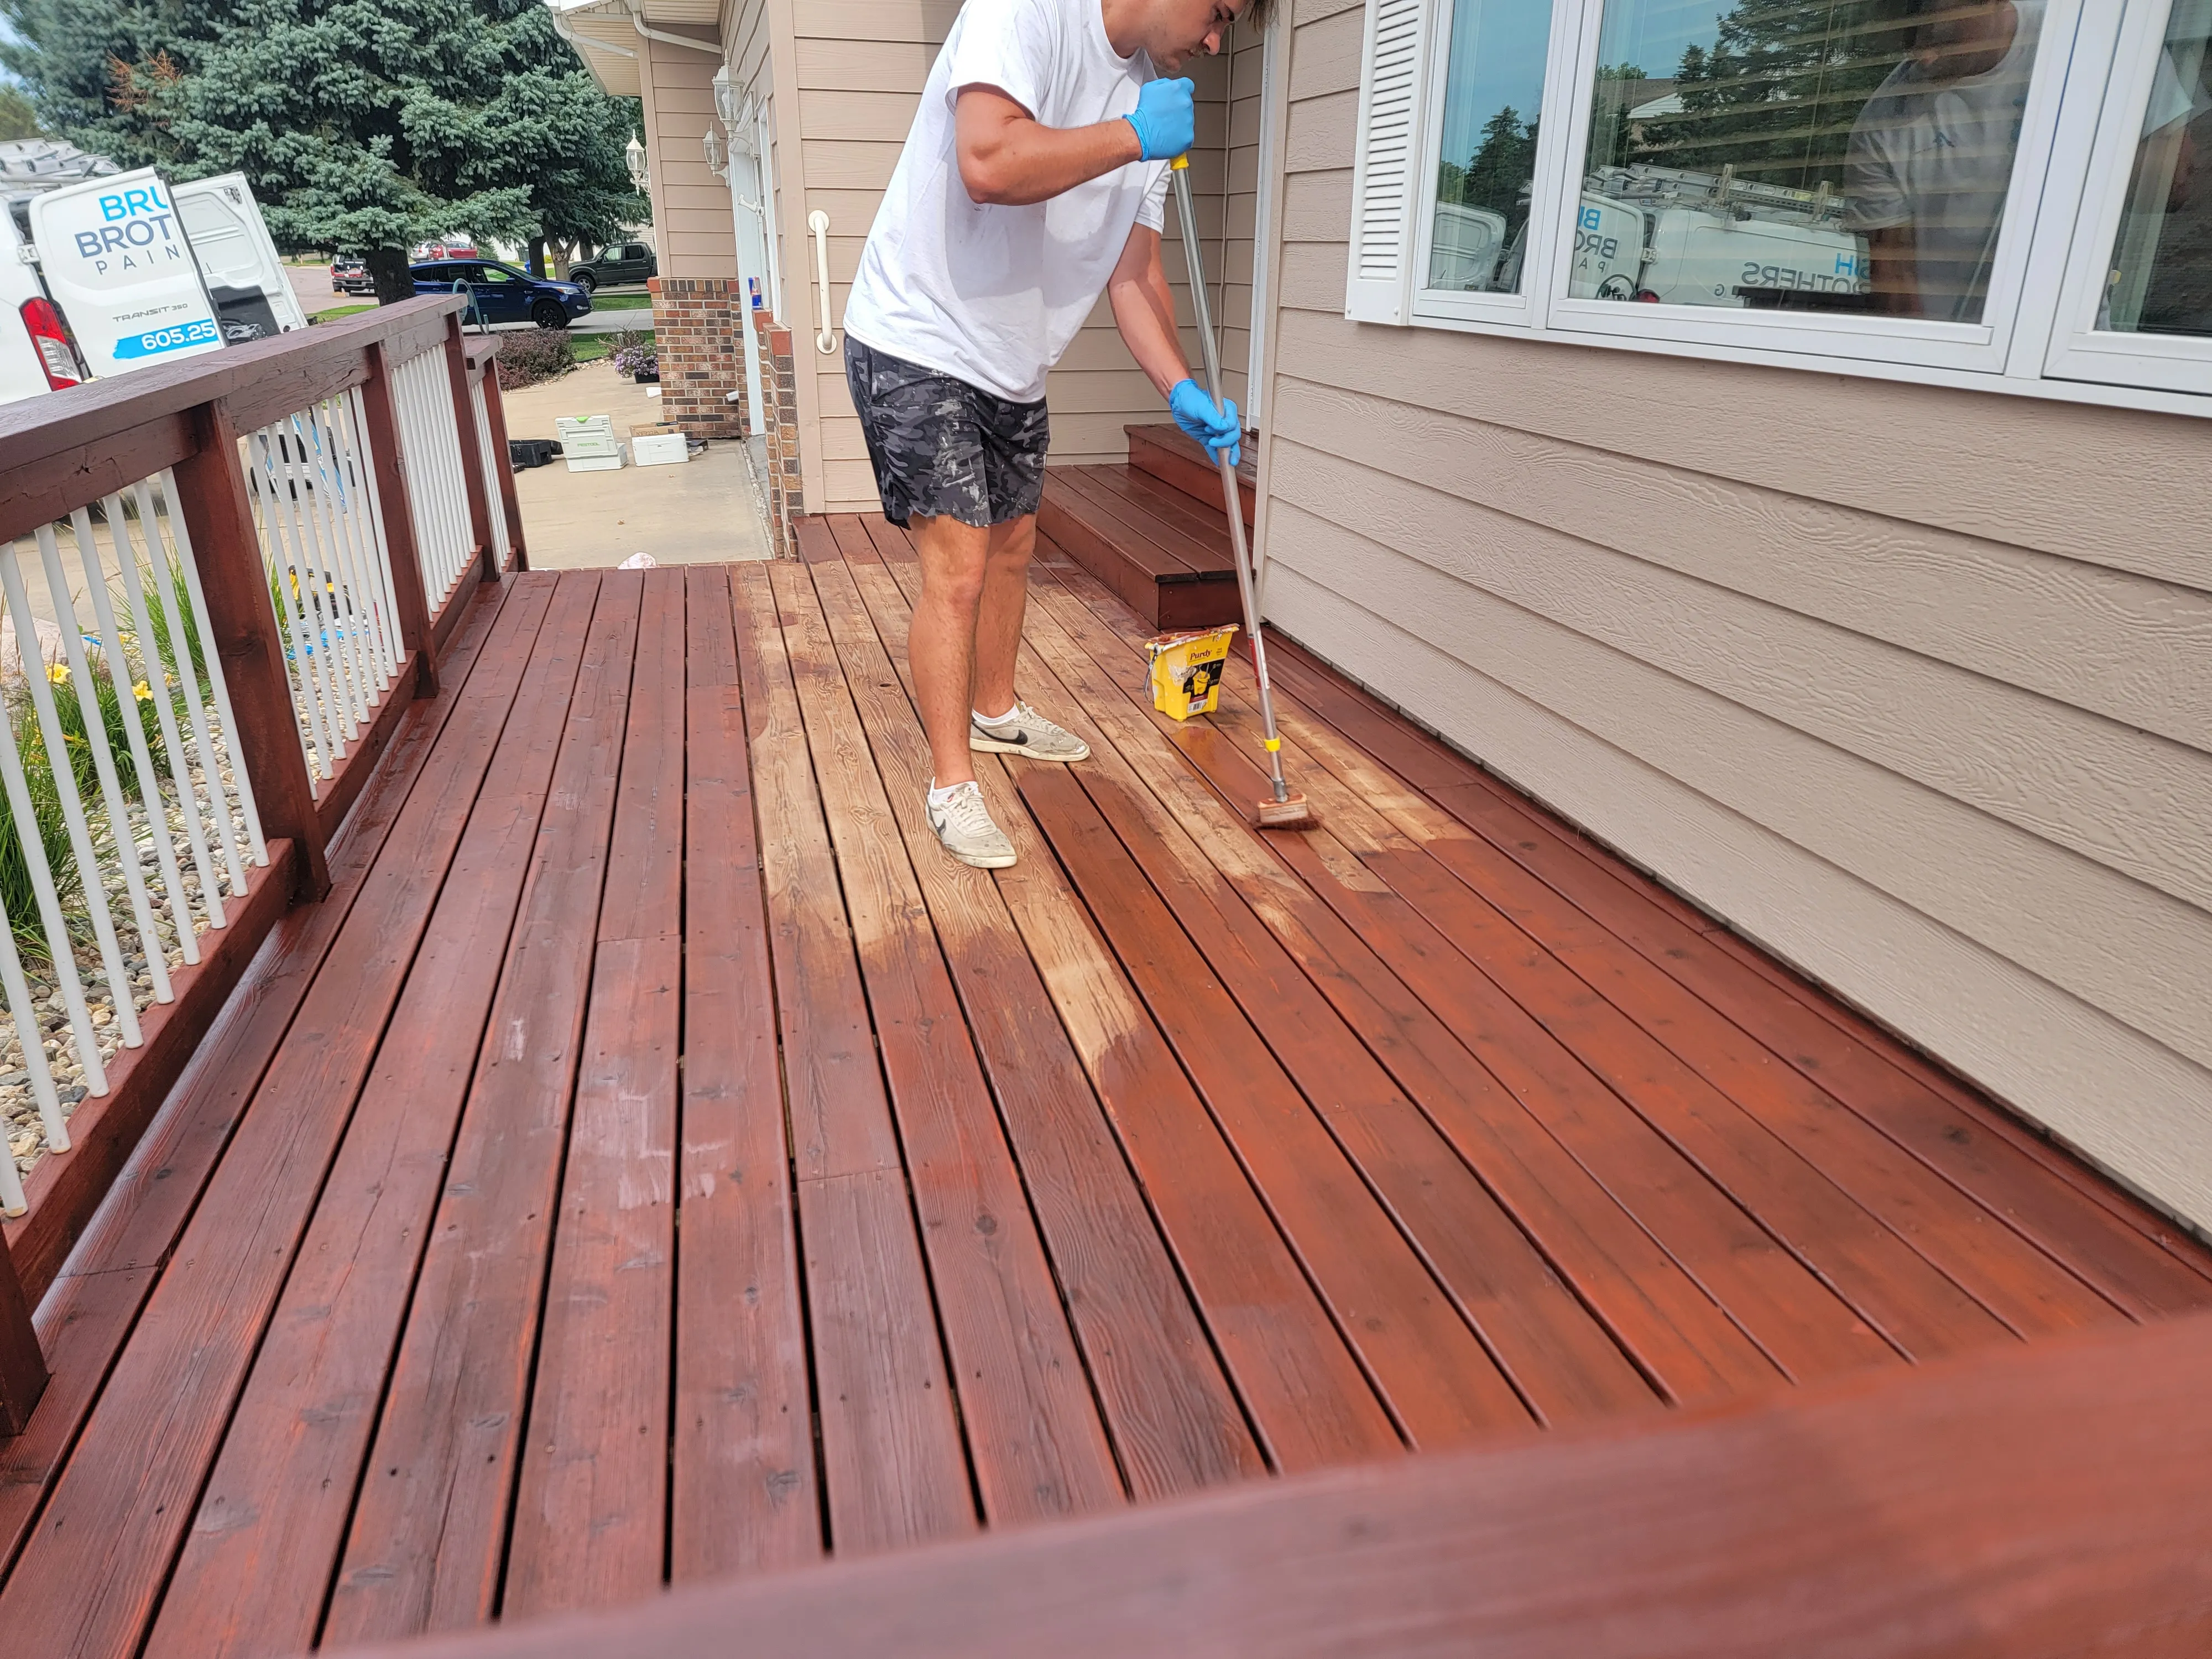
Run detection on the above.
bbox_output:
[1620,0,1919,187]
[0,0,644,295]
[1440,105,1540,239]
[0,82,37,140]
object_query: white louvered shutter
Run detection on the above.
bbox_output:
[1344,0,1432,324]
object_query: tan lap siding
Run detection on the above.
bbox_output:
[1260,0,2212,1232]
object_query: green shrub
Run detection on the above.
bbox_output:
[495,331,577,389]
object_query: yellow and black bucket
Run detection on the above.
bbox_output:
[1145,624,1238,721]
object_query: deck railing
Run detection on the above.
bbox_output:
[0,295,521,1429]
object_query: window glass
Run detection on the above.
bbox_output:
[2098,1,2212,335]
[1574,0,2044,322]
[476,264,524,285]
[1426,0,1559,293]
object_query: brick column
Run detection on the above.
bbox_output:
[647,276,747,440]
[750,306,804,557]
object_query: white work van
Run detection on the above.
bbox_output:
[1429,202,1511,292]
[1568,165,1873,310]
[0,167,302,407]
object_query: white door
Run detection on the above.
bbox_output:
[173,174,309,334]
[728,141,769,435]
[28,168,223,377]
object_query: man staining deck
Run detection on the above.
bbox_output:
[840,0,1253,867]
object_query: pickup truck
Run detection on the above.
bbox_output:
[566,239,656,294]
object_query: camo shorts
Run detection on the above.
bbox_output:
[845,337,1050,529]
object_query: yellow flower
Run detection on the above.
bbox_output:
[132,681,153,701]
[45,662,68,685]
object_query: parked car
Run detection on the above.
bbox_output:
[330,255,374,295]
[412,259,591,330]
[409,236,478,262]
[566,239,656,294]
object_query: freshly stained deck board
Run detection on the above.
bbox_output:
[325,573,637,1646]
[505,570,688,1616]
[1260,640,2212,1311]
[10,491,2205,1659]
[867,547,1407,1474]
[729,562,975,1557]
[141,575,597,1659]
[671,565,819,1580]
[1029,564,1901,1386]
[818,559,1266,1499]
[0,575,559,1659]
[1008,589,1764,1412]
[768,561,1123,1527]
[0,582,512,1580]
[1022,764,1533,1449]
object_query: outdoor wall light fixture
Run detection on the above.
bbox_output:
[703,126,729,179]
[624,133,649,192]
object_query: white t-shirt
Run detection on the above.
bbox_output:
[1844,0,2044,323]
[841,0,1171,404]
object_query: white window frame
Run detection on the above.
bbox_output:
[2042,0,2212,393]
[1357,0,2212,416]
[1405,0,1584,327]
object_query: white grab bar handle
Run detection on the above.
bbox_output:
[807,209,836,355]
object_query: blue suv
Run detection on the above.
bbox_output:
[410,259,592,330]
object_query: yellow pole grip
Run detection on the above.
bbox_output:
[1264,737,1281,752]
[1170,154,1190,171]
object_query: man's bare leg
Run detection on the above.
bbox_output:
[909,512,993,788]
[970,513,1036,720]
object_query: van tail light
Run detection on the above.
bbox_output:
[19,298,81,389]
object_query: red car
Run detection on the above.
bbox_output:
[329,254,375,295]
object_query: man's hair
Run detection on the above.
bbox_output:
[1238,0,1276,36]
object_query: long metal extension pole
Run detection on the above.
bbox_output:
[1168,154,1292,807]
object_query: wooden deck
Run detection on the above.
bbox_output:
[2,520,2209,1658]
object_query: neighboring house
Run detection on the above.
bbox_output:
[547,0,1268,536]
[551,0,2212,1244]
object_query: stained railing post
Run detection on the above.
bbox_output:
[477,357,529,571]
[173,400,333,901]
[443,314,499,585]
[0,1233,47,1434]
[359,340,440,698]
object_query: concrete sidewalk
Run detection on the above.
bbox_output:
[500,360,771,568]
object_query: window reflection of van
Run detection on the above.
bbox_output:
[1567,194,1649,300]
[1429,202,1510,291]
[1641,207,1869,308]
[1571,166,1872,310]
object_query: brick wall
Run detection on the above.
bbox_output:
[750,306,802,557]
[648,276,746,441]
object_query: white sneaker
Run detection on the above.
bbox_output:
[926,780,1016,869]
[969,701,1091,763]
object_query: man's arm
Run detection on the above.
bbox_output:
[1867,225,1921,317]
[1106,224,1189,395]
[956,77,1192,207]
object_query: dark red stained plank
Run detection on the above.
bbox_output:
[868,550,1404,1475]
[140,575,598,1659]
[825,514,882,565]
[823,558,1265,1499]
[770,562,1123,1526]
[728,561,974,1558]
[1020,763,1531,1451]
[505,570,688,1618]
[670,565,818,1580]
[858,513,914,564]
[0,573,559,1659]
[795,518,842,564]
[304,1311,2212,1659]
[0,583,514,1582]
[1259,635,2212,1309]
[1013,579,1777,1410]
[1026,566,1893,1389]
[323,572,638,1647]
[503,936,680,1618]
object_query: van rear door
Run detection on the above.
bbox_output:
[0,202,82,406]
[173,173,308,338]
[25,168,222,377]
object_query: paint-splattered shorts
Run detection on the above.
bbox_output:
[844,337,1050,529]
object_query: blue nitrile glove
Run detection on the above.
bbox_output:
[1124,77,1196,161]
[1168,378,1240,469]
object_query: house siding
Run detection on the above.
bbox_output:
[1259,0,2212,1232]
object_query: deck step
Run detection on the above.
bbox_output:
[1125,423,1256,528]
[1037,463,1241,633]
